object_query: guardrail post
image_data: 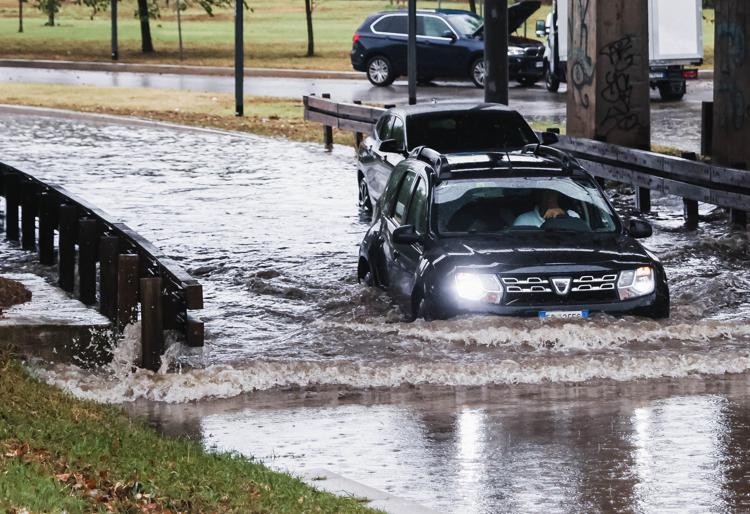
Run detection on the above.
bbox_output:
[78,219,98,305]
[353,100,364,147]
[21,182,36,251]
[38,192,56,265]
[680,152,699,229]
[99,236,119,320]
[4,173,20,241]
[322,93,333,151]
[731,209,748,229]
[116,254,139,329]
[58,204,77,293]
[701,101,713,157]
[635,188,651,214]
[186,314,205,348]
[140,276,163,371]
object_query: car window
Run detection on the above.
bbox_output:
[420,16,453,38]
[446,13,482,36]
[406,177,428,234]
[373,14,407,35]
[391,116,405,146]
[392,171,416,224]
[376,114,393,141]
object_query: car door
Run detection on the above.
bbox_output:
[371,114,407,199]
[370,13,408,75]
[417,15,468,79]
[362,113,392,202]
[381,169,418,302]
[395,175,429,300]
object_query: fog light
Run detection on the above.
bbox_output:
[618,266,655,300]
[455,272,503,304]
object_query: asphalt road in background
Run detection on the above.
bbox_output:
[0,66,712,151]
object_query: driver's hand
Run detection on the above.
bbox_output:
[543,208,566,219]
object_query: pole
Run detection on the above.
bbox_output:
[483,0,509,105]
[407,0,417,105]
[111,0,118,60]
[18,0,23,33]
[234,0,244,116]
[176,0,183,61]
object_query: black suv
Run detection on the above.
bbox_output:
[358,145,670,320]
[357,102,546,211]
[351,4,545,88]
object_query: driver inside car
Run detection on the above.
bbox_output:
[513,189,580,227]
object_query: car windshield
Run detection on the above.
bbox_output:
[446,13,483,36]
[407,111,537,153]
[433,176,618,235]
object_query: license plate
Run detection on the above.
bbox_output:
[539,310,589,319]
[649,72,665,80]
[535,61,544,68]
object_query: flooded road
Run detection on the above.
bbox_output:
[1,109,749,513]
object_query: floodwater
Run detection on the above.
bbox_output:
[1,110,749,513]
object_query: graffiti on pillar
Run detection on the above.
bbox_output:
[569,0,594,109]
[598,35,641,135]
[716,19,749,131]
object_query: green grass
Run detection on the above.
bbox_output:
[0,350,380,513]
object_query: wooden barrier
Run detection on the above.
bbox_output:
[302,95,750,228]
[0,162,205,368]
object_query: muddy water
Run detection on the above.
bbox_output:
[1,111,750,512]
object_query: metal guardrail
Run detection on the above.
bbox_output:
[0,162,204,371]
[303,95,750,222]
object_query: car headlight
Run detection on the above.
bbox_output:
[617,266,655,300]
[508,46,526,56]
[455,272,503,304]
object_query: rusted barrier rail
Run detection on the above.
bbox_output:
[303,95,750,227]
[0,162,204,370]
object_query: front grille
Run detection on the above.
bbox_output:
[525,47,543,57]
[501,272,619,306]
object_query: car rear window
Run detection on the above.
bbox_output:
[373,14,407,35]
[407,110,537,153]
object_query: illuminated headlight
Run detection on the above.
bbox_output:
[455,272,503,304]
[617,267,655,300]
[508,46,526,56]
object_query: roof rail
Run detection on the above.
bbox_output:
[522,144,581,172]
[411,146,449,175]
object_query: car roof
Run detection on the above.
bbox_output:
[385,102,516,119]
[371,9,476,17]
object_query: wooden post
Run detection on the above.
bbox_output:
[680,152,699,229]
[78,219,98,305]
[4,173,20,241]
[58,204,77,293]
[701,101,714,157]
[186,315,205,348]
[353,100,364,146]
[140,276,163,371]
[483,0,509,105]
[116,254,139,329]
[731,209,748,229]
[99,236,119,320]
[635,187,651,214]
[21,181,36,251]
[322,93,333,151]
[38,192,56,265]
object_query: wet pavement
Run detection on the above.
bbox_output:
[0,66,711,152]
[1,109,748,513]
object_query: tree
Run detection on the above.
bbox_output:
[468,0,476,14]
[35,0,107,27]
[304,0,314,56]
[18,0,24,32]
[136,0,154,52]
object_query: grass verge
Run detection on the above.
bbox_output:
[0,82,357,146]
[0,350,379,513]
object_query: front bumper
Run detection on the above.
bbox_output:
[509,56,544,80]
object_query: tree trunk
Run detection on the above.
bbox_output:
[18,0,23,32]
[304,0,314,57]
[46,5,54,26]
[468,0,476,13]
[137,0,154,53]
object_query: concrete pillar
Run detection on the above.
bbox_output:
[713,0,750,170]
[566,0,651,150]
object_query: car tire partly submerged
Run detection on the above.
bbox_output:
[366,55,396,87]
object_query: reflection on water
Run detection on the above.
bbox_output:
[130,377,750,514]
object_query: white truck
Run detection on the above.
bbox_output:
[536,0,703,101]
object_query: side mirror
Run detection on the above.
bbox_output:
[535,19,547,37]
[628,219,653,239]
[379,138,406,154]
[393,224,423,245]
[541,131,559,145]
[441,30,457,41]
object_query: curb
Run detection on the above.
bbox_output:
[299,469,440,514]
[0,59,363,81]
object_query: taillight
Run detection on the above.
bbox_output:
[353,34,361,43]
[682,69,698,79]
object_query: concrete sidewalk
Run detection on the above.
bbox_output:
[0,58,363,80]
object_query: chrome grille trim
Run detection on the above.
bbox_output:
[501,273,618,295]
